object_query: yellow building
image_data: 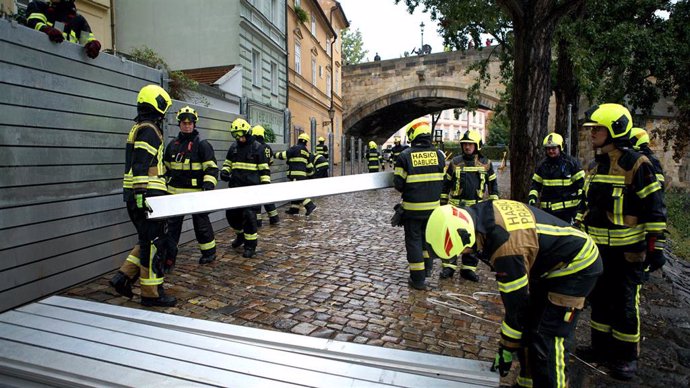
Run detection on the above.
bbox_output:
[287,0,348,164]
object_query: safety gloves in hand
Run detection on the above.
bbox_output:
[645,234,666,273]
[41,26,64,43]
[84,40,101,58]
[491,346,514,377]
[133,189,150,212]
[202,182,215,191]
[220,169,231,182]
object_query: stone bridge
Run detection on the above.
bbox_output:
[342,49,504,143]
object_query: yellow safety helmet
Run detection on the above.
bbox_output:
[369,141,377,149]
[176,106,198,123]
[425,205,476,259]
[543,133,563,149]
[460,129,483,151]
[394,136,401,143]
[629,127,650,150]
[298,132,310,142]
[230,118,251,138]
[137,84,171,115]
[318,136,326,142]
[406,118,431,141]
[252,125,265,138]
[582,103,632,139]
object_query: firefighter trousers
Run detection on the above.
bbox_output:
[403,217,433,284]
[226,206,258,249]
[167,212,216,257]
[588,245,645,363]
[517,258,602,388]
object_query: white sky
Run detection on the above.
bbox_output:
[337,0,446,61]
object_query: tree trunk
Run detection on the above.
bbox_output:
[554,37,580,157]
[508,9,558,202]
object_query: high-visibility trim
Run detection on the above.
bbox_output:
[555,337,566,388]
[572,170,585,180]
[139,277,164,286]
[244,233,258,241]
[540,199,580,210]
[168,186,202,194]
[288,157,309,164]
[395,167,407,179]
[460,264,477,271]
[501,321,522,340]
[405,172,444,183]
[442,262,458,270]
[655,173,665,183]
[541,178,574,186]
[536,223,587,238]
[315,161,329,169]
[545,238,599,279]
[637,181,661,198]
[168,161,203,171]
[587,224,646,246]
[613,329,640,343]
[422,250,430,259]
[590,320,611,333]
[233,228,243,234]
[258,163,270,171]
[232,162,259,171]
[529,189,539,197]
[134,141,158,156]
[202,160,218,169]
[498,274,528,294]
[460,166,486,173]
[645,222,667,233]
[488,173,497,181]
[199,240,216,250]
[126,255,140,265]
[612,186,624,225]
[590,175,625,184]
[409,262,425,271]
[516,375,533,387]
[203,175,218,185]
[260,175,271,183]
[288,171,308,176]
[402,200,440,211]
[532,173,543,183]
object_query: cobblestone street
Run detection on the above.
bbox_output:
[64,187,507,365]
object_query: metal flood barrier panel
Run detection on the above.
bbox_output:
[0,19,260,312]
[0,296,499,387]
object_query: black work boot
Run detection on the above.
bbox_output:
[242,247,255,258]
[609,359,637,381]
[141,285,177,307]
[285,208,299,215]
[460,269,479,282]
[305,202,317,216]
[440,267,455,279]
[408,277,428,291]
[109,271,134,299]
[231,235,245,248]
[256,219,263,228]
[269,215,280,225]
[198,253,216,264]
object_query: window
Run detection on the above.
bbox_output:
[271,62,278,95]
[311,13,316,36]
[252,50,261,87]
[327,39,332,56]
[295,0,300,7]
[335,69,339,95]
[294,41,301,74]
[319,65,323,78]
[326,73,331,97]
[311,57,317,84]
[271,0,278,22]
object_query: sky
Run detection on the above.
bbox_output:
[337,0,446,61]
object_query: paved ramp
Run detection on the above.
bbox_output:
[0,296,498,387]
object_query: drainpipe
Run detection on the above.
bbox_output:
[109,0,116,52]
[329,6,337,163]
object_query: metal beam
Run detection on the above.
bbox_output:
[146,172,395,219]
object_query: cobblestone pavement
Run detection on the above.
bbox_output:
[64,187,508,369]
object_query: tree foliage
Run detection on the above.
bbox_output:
[128,46,198,101]
[341,28,368,65]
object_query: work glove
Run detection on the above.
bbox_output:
[490,346,514,377]
[133,189,150,212]
[528,195,537,206]
[41,26,64,43]
[84,40,101,58]
[644,234,666,273]
[202,181,215,191]
[220,169,231,182]
[390,203,404,227]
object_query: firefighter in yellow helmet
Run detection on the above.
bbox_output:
[109,84,177,307]
[576,103,667,380]
[527,132,584,223]
[365,141,384,172]
[163,106,218,269]
[426,201,602,387]
[251,125,280,226]
[394,118,445,290]
[439,128,499,282]
[274,132,317,215]
[389,135,408,168]
[315,136,329,161]
[219,118,271,258]
[630,127,666,190]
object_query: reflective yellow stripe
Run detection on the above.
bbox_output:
[288,157,309,164]
[395,167,407,179]
[498,274,528,293]
[244,233,258,241]
[516,376,533,387]
[126,254,140,265]
[140,277,163,285]
[637,181,661,198]
[460,264,477,271]
[537,223,588,238]
[202,160,218,169]
[232,162,259,171]
[587,225,646,246]
[402,200,440,211]
[405,172,444,183]
[409,262,425,271]
[460,166,486,172]
[645,222,667,233]
[289,171,308,176]
[590,175,625,184]
[541,178,572,186]
[590,320,611,333]
[501,321,522,340]
[545,238,599,278]
[203,175,218,185]
[655,173,665,183]
[442,261,458,270]
[532,173,543,183]
[134,141,158,155]
[540,199,580,210]
[168,186,202,194]
[168,161,203,171]
[555,337,566,388]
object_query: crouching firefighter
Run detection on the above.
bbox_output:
[109,84,177,307]
[426,200,603,387]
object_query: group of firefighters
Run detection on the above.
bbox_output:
[393,104,666,386]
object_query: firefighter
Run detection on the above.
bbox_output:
[575,103,667,380]
[274,133,317,216]
[163,106,218,269]
[252,125,280,227]
[394,118,445,290]
[439,129,499,282]
[528,133,585,223]
[220,118,270,258]
[25,0,101,58]
[108,84,176,307]
[315,136,329,161]
[311,151,329,179]
[426,202,602,388]
[630,127,666,191]
[366,141,384,172]
[389,136,408,168]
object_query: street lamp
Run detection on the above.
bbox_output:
[420,22,425,48]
